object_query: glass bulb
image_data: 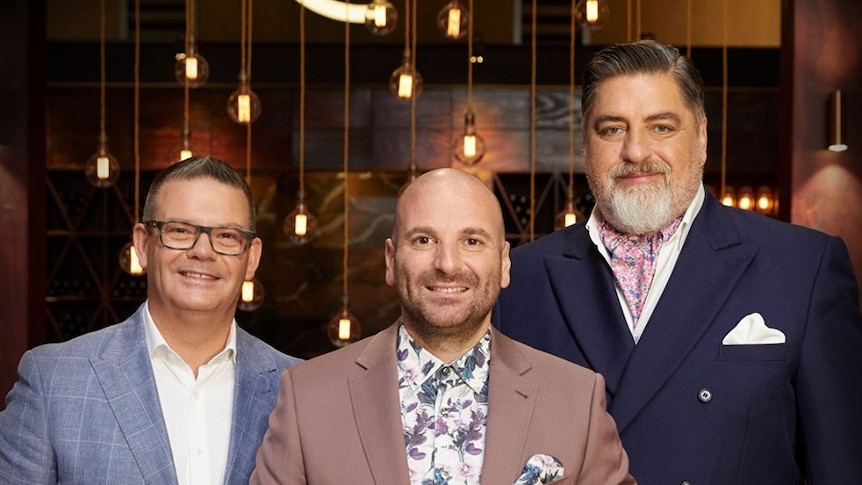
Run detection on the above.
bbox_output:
[737,186,755,211]
[171,131,197,164]
[755,186,775,215]
[283,198,319,244]
[119,241,145,276]
[389,57,423,100]
[85,139,121,188]
[327,299,362,347]
[575,0,610,30]
[238,278,265,311]
[174,48,210,87]
[227,84,262,124]
[554,199,585,230]
[437,1,468,40]
[720,186,737,207]
[364,0,397,35]
[452,109,486,165]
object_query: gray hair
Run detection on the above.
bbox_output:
[141,156,256,231]
[582,40,706,123]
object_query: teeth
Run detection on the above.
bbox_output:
[182,272,216,280]
[434,287,466,293]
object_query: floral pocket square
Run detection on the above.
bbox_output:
[513,454,564,485]
[722,312,786,345]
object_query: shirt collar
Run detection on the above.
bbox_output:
[587,184,705,254]
[143,301,237,365]
[395,323,491,396]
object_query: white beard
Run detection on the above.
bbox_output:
[606,181,675,235]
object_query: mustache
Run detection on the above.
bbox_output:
[418,269,477,287]
[609,160,671,178]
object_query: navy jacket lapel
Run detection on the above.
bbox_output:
[545,227,635,398]
[91,310,178,485]
[609,194,758,433]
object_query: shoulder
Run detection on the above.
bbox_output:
[26,317,138,361]
[494,330,598,385]
[236,327,304,370]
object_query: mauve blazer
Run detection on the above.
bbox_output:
[251,324,635,485]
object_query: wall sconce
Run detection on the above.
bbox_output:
[828,90,847,152]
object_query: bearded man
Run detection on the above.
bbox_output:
[492,40,862,484]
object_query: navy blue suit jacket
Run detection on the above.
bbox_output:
[493,191,862,484]
[0,303,302,485]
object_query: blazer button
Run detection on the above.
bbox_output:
[698,388,712,403]
[681,481,692,485]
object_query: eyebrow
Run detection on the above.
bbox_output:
[592,111,683,128]
[402,226,494,240]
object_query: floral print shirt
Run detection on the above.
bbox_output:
[397,324,491,485]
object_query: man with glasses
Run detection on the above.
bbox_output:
[0,156,302,485]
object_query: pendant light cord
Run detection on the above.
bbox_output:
[567,0,576,199]
[686,0,692,58]
[409,0,417,175]
[720,0,728,197]
[467,0,474,110]
[342,0,351,297]
[134,0,140,223]
[529,0,536,241]
[99,0,106,140]
[299,0,306,195]
[244,0,254,181]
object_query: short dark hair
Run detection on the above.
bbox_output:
[142,156,256,230]
[581,40,706,123]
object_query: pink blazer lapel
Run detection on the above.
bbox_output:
[480,328,539,485]
[348,324,412,484]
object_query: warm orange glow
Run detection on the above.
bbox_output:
[179,148,193,161]
[373,5,386,27]
[185,57,198,80]
[586,0,599,22]
[238,94,251,123]
[447,8,462,37]
[564,211,577,227]
[338,318,352,340]
[398,73,413,98]
[97,156,110,180]
[129,246,143,274]
[463,135,477,157]
[294,213,308,236]
[242,280,255,303]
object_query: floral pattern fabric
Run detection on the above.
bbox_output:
[397,324,491,485]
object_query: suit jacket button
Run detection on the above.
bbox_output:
[698,388,712,403]
[681,481,692,485]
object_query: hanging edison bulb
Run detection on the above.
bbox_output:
[85,134,121,187]
[119,240,145,276]
[389,49,423,100]
[554,196,585,230]
[227,73,262,124]
[737,186,755,211]
[174,45,210,88]
[327,296,362,348]
[437,0,468,40]
[283,192,319,244]
[237,278,265,311]
[755,186,775,215]
[575,0,610,30]
[364,0,397,35]
[720,186,736,207]
[170,127,196,164]
[453,108,486,165]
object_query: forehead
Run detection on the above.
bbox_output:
[155,178,250,225]
[591,72,691,118]
[396,178,502,236]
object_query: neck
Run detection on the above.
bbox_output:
[402,318,490,364]
[150,306,233,376]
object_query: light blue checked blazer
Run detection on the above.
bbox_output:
[0,303,301,485]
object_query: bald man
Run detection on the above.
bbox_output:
[251,168,635,485]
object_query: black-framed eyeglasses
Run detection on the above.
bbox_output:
[144,220,255,256]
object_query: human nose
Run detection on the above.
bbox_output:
[433,242,463,275]
[620,127,652,164]
[187,230,217,258]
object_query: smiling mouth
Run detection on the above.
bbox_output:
[180,271,217,280]
[430,286,467,293]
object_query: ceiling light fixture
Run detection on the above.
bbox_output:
[828,90,848,152]
[452,0,486,166]
[85,0,120,188]
[174,0,209,87]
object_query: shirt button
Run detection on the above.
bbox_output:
[192,391,200,399]
[195,447,204,455]
[441,367,451,377]
[698,388,712,403]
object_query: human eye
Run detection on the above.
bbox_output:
[411,235,435,247]
[214,228,244,243]
[596,124,625,139]
[164,222,195,237]
[652,123,674,135]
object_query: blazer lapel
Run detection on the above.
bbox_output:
[224,328,281,485]
[610,194,758,433]
[91,309,178,485]
[480,328,538,485]
[545,227,635,398]
[348,325,412,484]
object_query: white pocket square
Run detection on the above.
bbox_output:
[722,312,785,345]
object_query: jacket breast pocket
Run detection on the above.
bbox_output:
[719,343,788,361]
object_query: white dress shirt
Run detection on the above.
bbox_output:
[143,303,236,485]
[587,185,705,343]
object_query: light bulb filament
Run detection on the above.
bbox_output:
[185,56,199,80]
[242,280,255,303]
[130,246,143,274]
[238,93,251,123]
[447,8,462,37]
[294,213,308,236]
[586,0,599,23]
[180,148,193,161]
[338,318,352,341]
[564,212,577,227]
[398,73,414,98]
[97,156,110,180]
[463,135,477,157]
[374,5,386,27]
